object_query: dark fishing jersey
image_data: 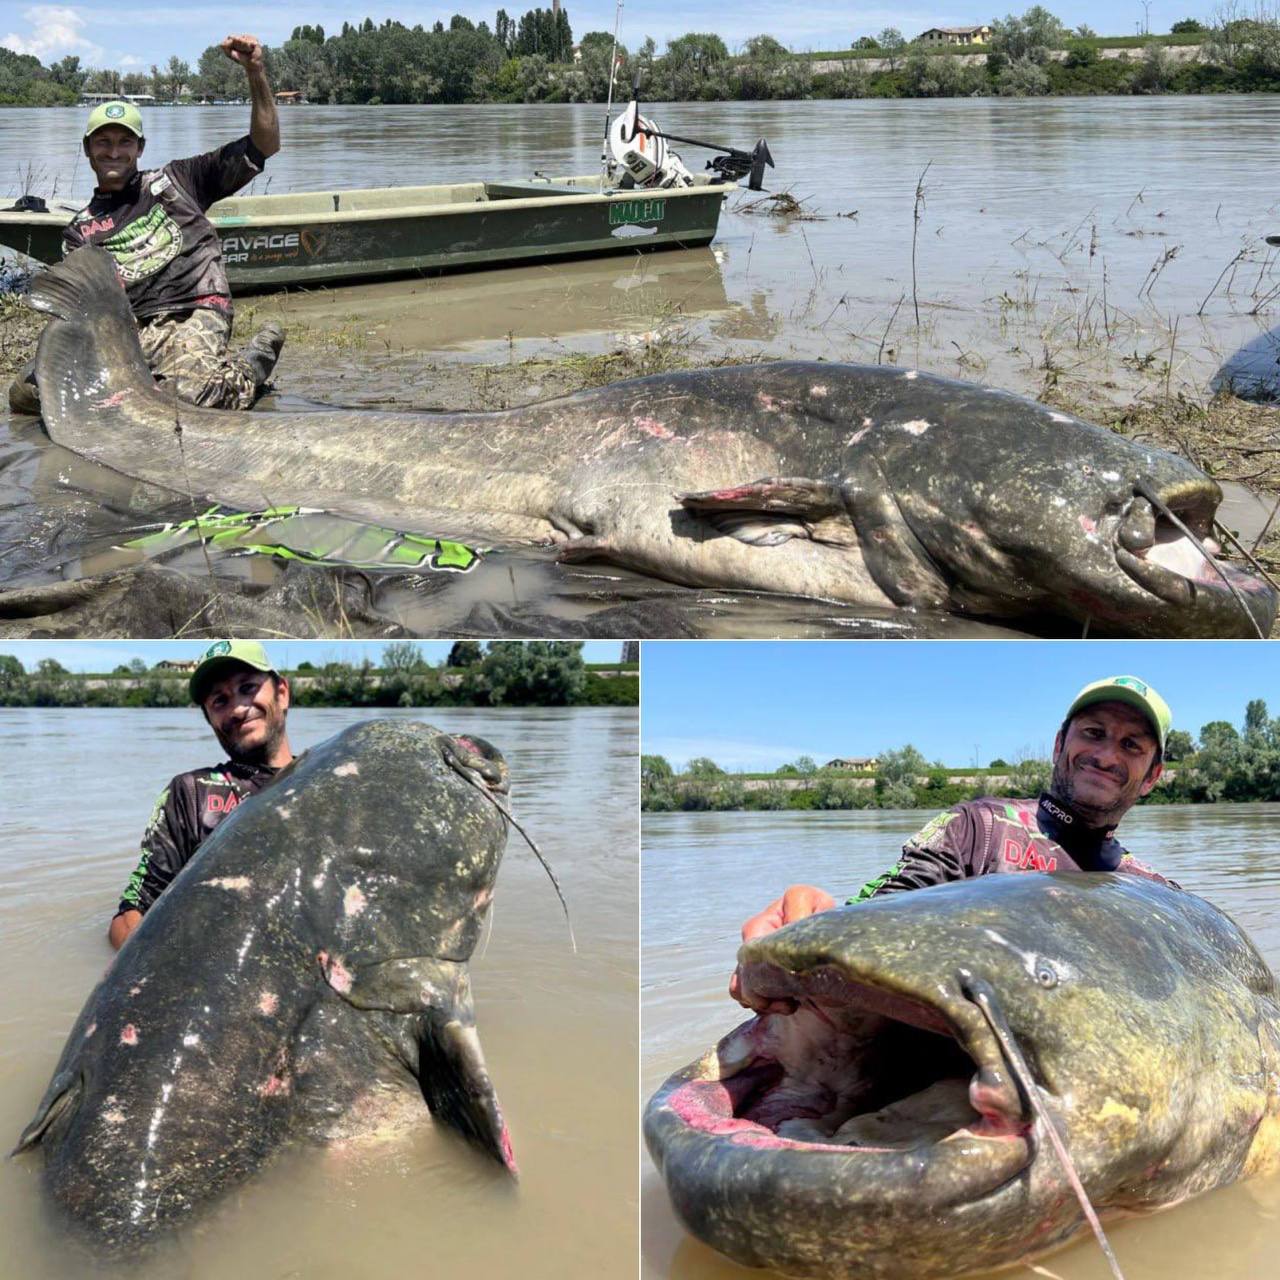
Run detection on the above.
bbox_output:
[62,137,265,319]
[117,760,280,916]
[851,793,1177,901]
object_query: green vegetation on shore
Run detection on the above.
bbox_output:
[642,699,1280,811]
[5,8,1280,106]
[0,642,637,708]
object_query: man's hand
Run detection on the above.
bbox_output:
[224,33,280,158]
[109,909,142,951]
[729,884,836,1012]
[221,34,266,73]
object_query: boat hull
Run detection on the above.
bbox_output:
[0,175,731,290]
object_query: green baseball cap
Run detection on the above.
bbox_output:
[189,640,277,705]
[1065,676,1172,753]
[84,101,144,140]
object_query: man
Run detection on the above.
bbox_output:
[731,675,1176,1010]
[108,640,294,950]
[11,34,284,415]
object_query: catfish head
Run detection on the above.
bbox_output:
[645,874,1280,1279]
[871,388,1278,638]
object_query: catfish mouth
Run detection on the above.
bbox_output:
[668,963,1033,1191]
[1112,481,1276,633]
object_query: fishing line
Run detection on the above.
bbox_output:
[958,970,1127,1280]
[1135,477,1264,638]
[457,768,577,955]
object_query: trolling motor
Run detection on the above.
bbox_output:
[607,91,774,192]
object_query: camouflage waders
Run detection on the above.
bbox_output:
[139,307,260,411]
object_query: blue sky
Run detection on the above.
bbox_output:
[641,642,1280,771]
[0,639,624,671]
[0,3,1216,70]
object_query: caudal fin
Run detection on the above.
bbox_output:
[25,246,158,437]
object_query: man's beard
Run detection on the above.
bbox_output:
[218,703,286,766]
[1048,753,1133,828]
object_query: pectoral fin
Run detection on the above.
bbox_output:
[677,477,858,548]
[12,1071,82,1156]
[418,998,517,1174]
[318,954,516,1173]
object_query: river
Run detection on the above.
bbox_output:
[0,704,637,1279]
[642,805,1280,1280]
[2,98,1278,636]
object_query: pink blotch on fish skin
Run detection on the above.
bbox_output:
[343,885,367,918]
[259,1074,291,1097]
[129,986,143,996]
[635,417,675,440]
[1078,515,1097,534]
[318,950,354,994]
[120,1024,139,1046]
[93,390,128,409]
[258,991,279,1016]
[756,391,781,411]
[474,887,494,910]
[84,1022,97,1039]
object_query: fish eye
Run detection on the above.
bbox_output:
[1035,962,1058,989]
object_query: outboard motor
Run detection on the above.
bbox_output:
[607,102,696,189]
[607,95,774,192]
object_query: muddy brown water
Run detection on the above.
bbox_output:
[0,705,637,1278]
[2,99,1278,635]
[641,805,1280,1280]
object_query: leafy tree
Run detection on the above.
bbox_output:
[989,6,1068,64]
[478,641,585,704]
[996,59,1051,94]
[793,755,818,776]
[854,36,880,49]
[876,27,908,72]
[381,642,425,672]
[48,55,87,93]
[988,757,1010,769]
[1132,41,1173,91]
[874,746,926,807]
[1009,756,1052,795]
[129,657,147,675]
[662,32,729,98]
[685,756,725,778]
[1063,37,1099,68]
[1172,19,1206,33]
[36,657,68,679]
[447,641,483,668]
[0,654,24,690]
[1163,729,1195,761]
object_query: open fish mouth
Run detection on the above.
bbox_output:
[1112,480,1276,634]
[658,960,1034,1199]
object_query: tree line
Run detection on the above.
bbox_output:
[0,642,637,708]
[641,698,1280,811]
[7,8,1280,107]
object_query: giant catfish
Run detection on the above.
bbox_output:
[645,873,1280,1278]
[15,720,519,1250]
[23,247,1277,638]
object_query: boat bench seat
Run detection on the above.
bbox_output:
[485,182,586,200]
